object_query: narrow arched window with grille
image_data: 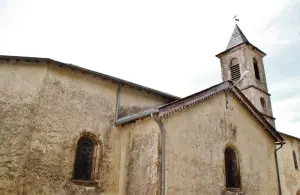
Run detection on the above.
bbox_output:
[293,151,298,170]
[230,58,240,81]
[253,58,260,81]
[73,136,95,180]
[225,147,240,189]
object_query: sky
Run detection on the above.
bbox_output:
[0,0,299,137]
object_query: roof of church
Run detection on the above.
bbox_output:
[278,131,300,142]
[0,55,179,101]
[117,81,284,143]
[216,25,266,57]
[226,24,249,50]
[159,81,284,143]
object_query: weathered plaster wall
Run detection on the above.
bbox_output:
[278,135,300,195]
[118,85,168,117]
[0,60,166,195]
[161,92,278,195]
[118,118,160,195]
[19,63,119,195]
[241,87,275,126]
[0,60,47,195]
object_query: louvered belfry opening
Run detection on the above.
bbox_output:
[230,58,240,81]
[73,136,95,180]
[253,58,260,80]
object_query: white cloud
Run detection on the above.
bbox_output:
[0,0,299,137]
[270,77,300,137]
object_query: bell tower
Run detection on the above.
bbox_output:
[216,25,275,127]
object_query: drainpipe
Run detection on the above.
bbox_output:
[275,142,283,195]
[151,113,166,195]
[115,84,121,122]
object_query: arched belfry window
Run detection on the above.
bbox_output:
[225,147,240,189]
[230,58,240,81]
[293,151,298,170]
[73,136,95,180]
[253,58,260,81]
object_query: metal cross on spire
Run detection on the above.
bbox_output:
[233,15,239,23]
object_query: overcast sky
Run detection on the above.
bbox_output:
[0,0,299,137]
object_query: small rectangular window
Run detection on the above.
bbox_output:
[293,151,298,170]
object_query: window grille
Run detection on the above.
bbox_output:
[73,137,95,180]
[225,147,240,188]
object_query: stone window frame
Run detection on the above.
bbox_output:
[223,145,242,192]
[71,131,103,186]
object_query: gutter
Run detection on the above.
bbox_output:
[151,113,166,195]
[275,142,284,195]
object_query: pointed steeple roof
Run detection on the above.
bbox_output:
[226,24,249,50]
[216,24,266,58]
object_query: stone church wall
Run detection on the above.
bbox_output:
[0,60,166,195]
[118,85,168,118]
[278,134,300,195]
[161,92,278,195]
[117,118,161,195]
[0,60,48,195]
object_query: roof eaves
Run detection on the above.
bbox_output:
[216,42,266,58]
[0,55,180,101]
[115,106,161,125]
[158,81,284,144]
[278,131,300,142]
[159,81,231,118]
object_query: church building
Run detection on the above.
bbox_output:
[0,25,300,195]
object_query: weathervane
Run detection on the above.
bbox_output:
[233,15,239,23]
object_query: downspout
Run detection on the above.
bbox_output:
[115,84,121,123]
[151,113,166,195]
[275,142,283,195]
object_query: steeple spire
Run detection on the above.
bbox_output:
[226,24,249,50]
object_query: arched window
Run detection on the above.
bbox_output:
[230,58,240,81]
[260,97,266,110]
[73,136,95,180]
[225,147,240,189]
[253,58,260,80]
[293,151,298,170]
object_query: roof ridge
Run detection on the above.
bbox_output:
[0,55,180,100]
